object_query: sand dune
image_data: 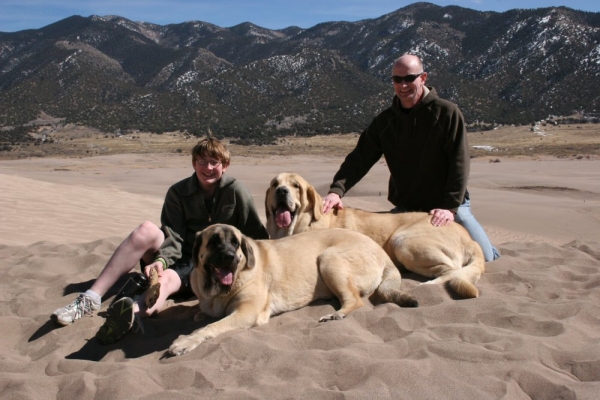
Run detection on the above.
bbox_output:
[1,154,599,399]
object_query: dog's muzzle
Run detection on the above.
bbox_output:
[272,186,296,228]
[207,248,239,287]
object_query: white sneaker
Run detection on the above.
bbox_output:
[52,293,101,326]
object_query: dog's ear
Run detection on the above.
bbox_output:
[264,187,271,220]
[306,185,323,221]
[240,236,255,268]
[192,231,203,268]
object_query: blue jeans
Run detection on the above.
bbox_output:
[454,198,500,262]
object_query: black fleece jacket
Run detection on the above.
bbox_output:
[329,87,470,213]
[157,173,268,266]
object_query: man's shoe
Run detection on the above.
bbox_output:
[96,297,135,345]
[51,293,100,326]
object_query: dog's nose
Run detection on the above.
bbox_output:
[219,252,235,264]
[275,186,289,196]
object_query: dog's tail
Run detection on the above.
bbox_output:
[370,261,418,308]
[444,241,486,299]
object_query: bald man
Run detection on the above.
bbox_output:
[322,54,499,261]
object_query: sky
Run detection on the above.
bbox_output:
[1,0,599,33]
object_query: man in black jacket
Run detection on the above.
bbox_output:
[322,54,499,262]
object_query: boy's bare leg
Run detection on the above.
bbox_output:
[52,221,166,326]
[90,221,165,297]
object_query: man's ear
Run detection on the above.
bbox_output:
[192,231,203,268]
[240,236,255,268]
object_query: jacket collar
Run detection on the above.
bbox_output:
[392,86,436,114]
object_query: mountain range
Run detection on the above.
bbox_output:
[1,2,599,144]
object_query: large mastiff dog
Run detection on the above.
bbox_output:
[168,224,417,357]
[266,173,486,299]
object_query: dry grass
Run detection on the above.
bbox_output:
[1,122,599,160]
[467,122,600,160]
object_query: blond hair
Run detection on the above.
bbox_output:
[191,138,230,167]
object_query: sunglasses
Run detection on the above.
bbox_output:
[391,73,423,84]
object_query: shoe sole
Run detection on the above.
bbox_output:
[96,297,135,345]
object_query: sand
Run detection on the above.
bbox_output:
[1,153,599,399]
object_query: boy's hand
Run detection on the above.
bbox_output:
[144,260,164,278]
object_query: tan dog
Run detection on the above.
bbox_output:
[167,224,417,356]
[265,172,486,299]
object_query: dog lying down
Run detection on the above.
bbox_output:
[167,223,417,357]
[265,172,486,299]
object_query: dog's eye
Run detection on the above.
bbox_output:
[292,181,300,189]
[230,237,239,248]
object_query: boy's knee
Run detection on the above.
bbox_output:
[131,221,161,246]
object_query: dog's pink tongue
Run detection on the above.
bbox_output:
[217,269,233,285]
[275,206,292,228]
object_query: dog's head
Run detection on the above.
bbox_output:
[191,224,255,296]
[265,172,323,238]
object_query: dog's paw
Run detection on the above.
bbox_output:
[168,335,201,357]
[318,312,345,322]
